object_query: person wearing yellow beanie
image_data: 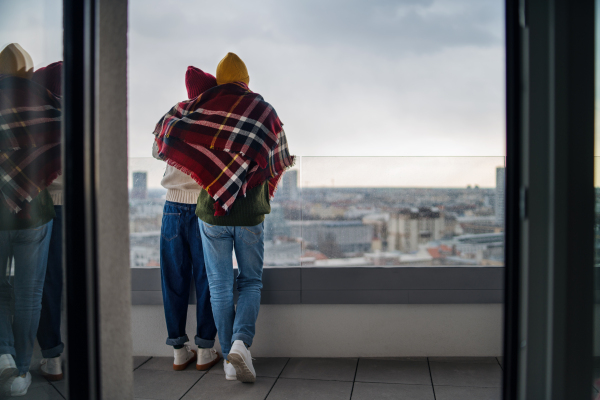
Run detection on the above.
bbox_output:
[0,43,34,80]
[216,52,249,86]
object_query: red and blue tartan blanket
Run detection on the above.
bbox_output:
[153,82,295,216]
[0,75,62,215]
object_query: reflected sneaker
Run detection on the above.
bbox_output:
[196,348,221,371]
[173,345,197,371]
[228,340,256,383]
[223,360,236,381]
[0,354,17,387]
[3,372,31,397]
[40,357,63,381]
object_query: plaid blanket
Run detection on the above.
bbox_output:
[154,82,294,216]
[0,75,62,214]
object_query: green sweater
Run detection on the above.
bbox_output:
[0,189,55,231]
[196,182,270,226]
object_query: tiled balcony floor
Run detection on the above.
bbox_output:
[23,356,504,400]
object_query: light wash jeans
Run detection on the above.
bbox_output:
[0,221,53,374]
[199,220,264,360]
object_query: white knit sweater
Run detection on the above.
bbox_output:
[152,141,201,204]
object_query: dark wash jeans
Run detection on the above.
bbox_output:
[37,206,64,358]
[161,201,217,348]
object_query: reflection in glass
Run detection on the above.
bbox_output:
[0,39,63,396]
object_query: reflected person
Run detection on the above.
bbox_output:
[153,53,295,383]
[152,66,221,372]
[0,44,61,397]
[32,61,65,382]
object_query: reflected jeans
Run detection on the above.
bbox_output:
[199,220,264,360]
[37,206,64,358]
[161,202,216,348]
[0,221,53,374]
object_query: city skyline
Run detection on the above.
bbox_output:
[129,156,506,189]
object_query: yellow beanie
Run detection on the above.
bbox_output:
[216,52,249,86]
[0,43,34,79]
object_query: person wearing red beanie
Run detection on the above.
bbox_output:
[32,61,62,96]
[185,66,217,99]
[31,61,65,382]
[152,66,221,372]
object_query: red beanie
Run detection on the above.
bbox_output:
[32,61,63,95]
[185,66,217,99]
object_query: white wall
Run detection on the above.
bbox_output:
[132,304,503,358]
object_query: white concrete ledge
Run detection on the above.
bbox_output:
[132,304,503,358]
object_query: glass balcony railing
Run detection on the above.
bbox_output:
[128,156,505,269]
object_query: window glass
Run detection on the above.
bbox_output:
[128,0,505,272]
[0,0,67,397]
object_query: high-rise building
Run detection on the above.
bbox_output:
[132,171,148,200]
[495,167,505,226]
[387,207,445,252]
[276,169,299,201]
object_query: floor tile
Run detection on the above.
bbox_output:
[13,383,64,400]
[280,358,357,381]
[429,362,502,388]
[352,382,435,400]
[139,356,197,372]
[209,358,289,378]
[435,385,501,400]
[267,378,352,400]
[355,358,431,385]
[134,369,203,400]
[134,356,152,370]
[51,380,66,398]
[30,370,52,387]
[428,357,498,364]
[181,374,276,400]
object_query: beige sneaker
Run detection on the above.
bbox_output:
[228,340,256,383]
[40,357,63,381]
[223,360,236,381]
[196,348,221,371]
[173,345,196,371]
[2,372,31,397]
[0,354,17,387]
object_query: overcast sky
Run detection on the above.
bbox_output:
[3,0,510,187]
[128,0,506,160]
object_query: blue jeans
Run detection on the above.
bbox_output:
[0,221,53,374]
[37,206,64,358]
[161,202,216,348]
[199,220,264,360]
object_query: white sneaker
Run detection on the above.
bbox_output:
[0,354,17,387]
[223,360,236,381]
[196,348,221,371]
[40,357,63,381]
[228,340,256,383]
[3,372,31,397]
[173,345,197,371]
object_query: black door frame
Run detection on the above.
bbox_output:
[63,0,101,398]
[503,0,595,398]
